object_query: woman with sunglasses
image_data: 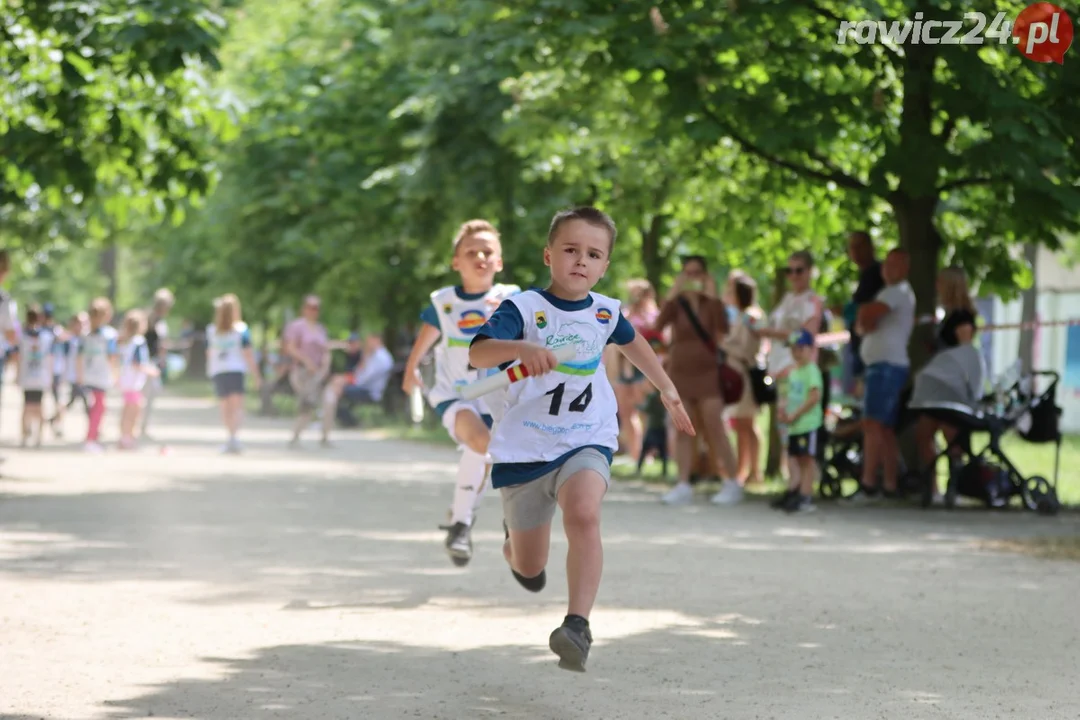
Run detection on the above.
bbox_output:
[284,294,331,447]
[758,251,824,478]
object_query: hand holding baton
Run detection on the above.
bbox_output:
[459,345,576,400]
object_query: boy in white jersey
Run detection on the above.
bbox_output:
[14,304,54,448]
[470,207,694,672]
[402,219,520,566]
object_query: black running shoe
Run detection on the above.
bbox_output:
[503,521,546,592]
[770,488,798,509]
[440,521,472,567]
[549,617,592,672]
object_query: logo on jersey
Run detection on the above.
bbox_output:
[442,303,453,314]
[457,310,486,335]
[535,311,547,329]
[595,307,612,325]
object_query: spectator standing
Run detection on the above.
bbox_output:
[658,255,740,506]
[722,271,765,487]
[0,251,19,442]
[773,329,824,513]
[141,288,175,439]
[851,248,915,501]
[757,250,824,478]
[844,231,885,395]
[284,295,330,447]
[609,279,659,460]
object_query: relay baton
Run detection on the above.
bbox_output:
[459,345,576,400]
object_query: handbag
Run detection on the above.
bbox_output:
[677,296,744,406]
[748,362,777,405]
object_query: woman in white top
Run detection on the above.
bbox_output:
[207,294,262,453]
[116,309,158,450]
[757,251,824,476]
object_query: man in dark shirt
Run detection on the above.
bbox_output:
[845,231,885,384]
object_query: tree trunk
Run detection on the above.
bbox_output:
[641,213,666,294]
[184,329,207,380]
[891,193,941,372]
[1018,243,1038,374]
[99,243,118,306]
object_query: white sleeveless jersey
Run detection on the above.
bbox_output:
[207,322,250,377]
[81,326,118,390]
[427,284,520,407]
[117,335,150,392]
[487,291,621,465]
[18,330,54,391]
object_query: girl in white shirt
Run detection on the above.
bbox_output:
[116,309,158,450]
[77,298,119,453]
[206,294,261,453]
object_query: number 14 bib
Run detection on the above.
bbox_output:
[487,290,621,465]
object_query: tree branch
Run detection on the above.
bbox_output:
[938,115,957,143]
[938,175,1004,192]
[699,106,870,192]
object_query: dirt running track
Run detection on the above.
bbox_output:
[2,390,1080,719]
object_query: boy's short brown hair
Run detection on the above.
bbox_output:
[547,207,617,251]
[452,220,500,254]
[733,275,757,310]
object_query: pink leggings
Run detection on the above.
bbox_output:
[87,390,107,442]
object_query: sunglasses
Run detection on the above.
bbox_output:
[784,266,806,275]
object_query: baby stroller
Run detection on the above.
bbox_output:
[818,404,864,500]
[905,370,1062,514]
[818,397,918,500]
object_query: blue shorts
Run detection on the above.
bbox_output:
[863,362,909,428]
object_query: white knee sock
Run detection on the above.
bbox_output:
[450,449,488,526]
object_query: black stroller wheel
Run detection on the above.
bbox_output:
[819,465,843,500]
[1023,475,1059,515]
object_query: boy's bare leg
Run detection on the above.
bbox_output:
[503,522,551,580]
[557,470,607,619]
[799,457,817,497]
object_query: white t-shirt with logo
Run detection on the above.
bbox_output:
[80,326,119,390]
[18,329,54,391]
[860,281,916,367]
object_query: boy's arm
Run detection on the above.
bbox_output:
[403,324,441,393]
[787,386,822,424]
[469,301,559,376]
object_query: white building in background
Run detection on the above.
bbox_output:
[980,246,1080,432]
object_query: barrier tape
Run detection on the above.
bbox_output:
[816,316,1080,347]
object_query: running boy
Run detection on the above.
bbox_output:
[774,329,824,513]
[469,207,694,672]
[402,219,520,566]
[14,304,54,447]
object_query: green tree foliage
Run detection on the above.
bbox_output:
[1,0,234,227]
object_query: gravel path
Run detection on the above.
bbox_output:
[2,391,1079,719]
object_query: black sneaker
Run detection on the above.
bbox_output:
[440,521,472,567]
[549,617,592,672]
[503,521,545,592]
[783,493,817,514]
[770,488,798,509]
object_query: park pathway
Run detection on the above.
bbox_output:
[2,388,1080,719]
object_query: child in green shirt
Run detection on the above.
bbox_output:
[776,329,824,513]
